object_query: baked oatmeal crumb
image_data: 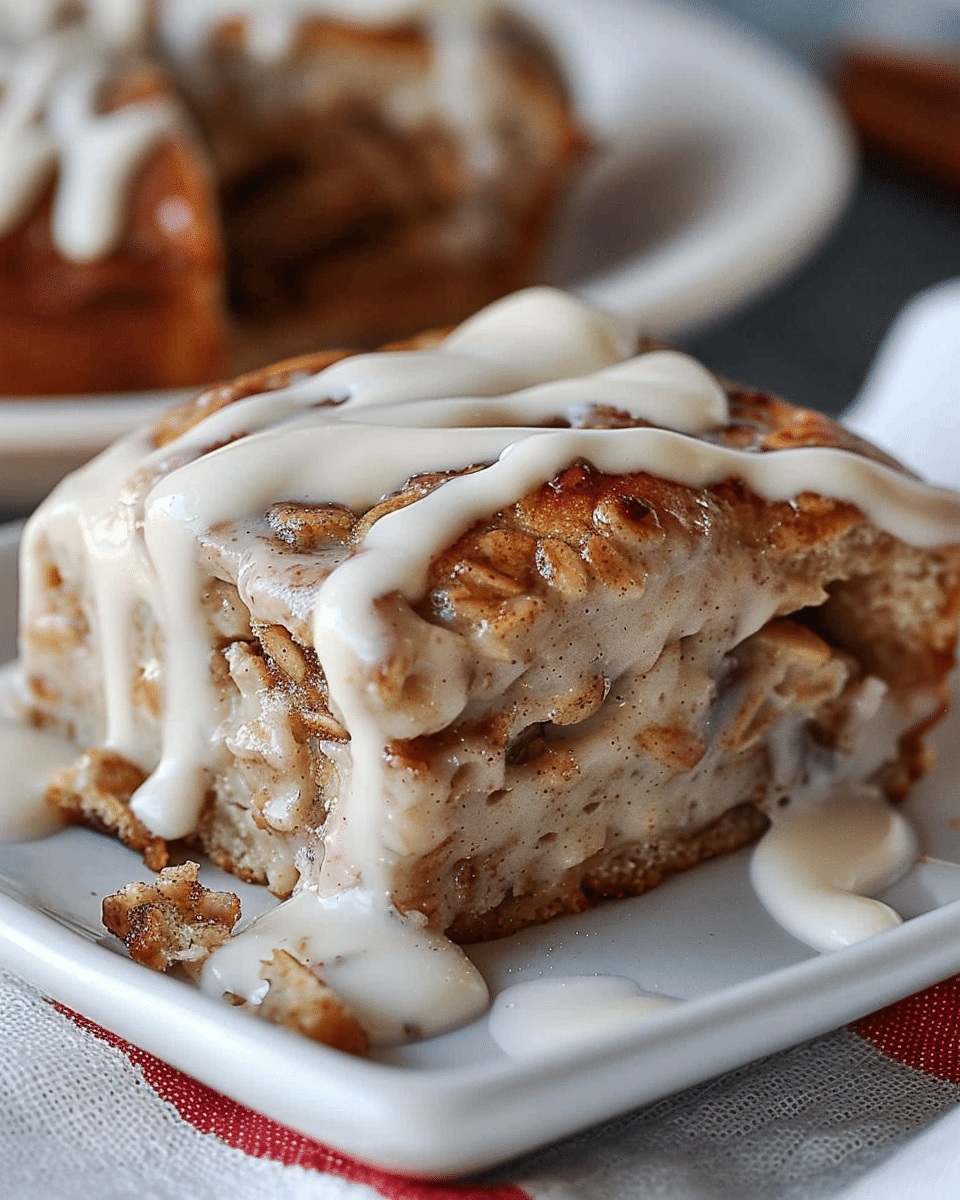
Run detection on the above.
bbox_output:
[248,949,369,1056]
[267,501,357,551]
[101,862,241,983]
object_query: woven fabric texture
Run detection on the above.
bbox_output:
[5,967,960,1200]
[504,1030,959,1200]
[0,969,403,1200]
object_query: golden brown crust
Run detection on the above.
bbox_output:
[0,10,584,394]
[47,748,168,870]
[151,349,351,446]
[151,328,445,447]
[0,58,229,396]
[725,386,911,471]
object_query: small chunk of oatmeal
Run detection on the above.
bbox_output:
[243,949,368,1056]
[102,862,240,983]
[103,865,370,1055]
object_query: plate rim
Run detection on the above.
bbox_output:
[525,0,856,335]
[4,876,960,1177]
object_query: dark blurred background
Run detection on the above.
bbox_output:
[674,0,960,416]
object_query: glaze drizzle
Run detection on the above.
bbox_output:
[20,287,960,1037]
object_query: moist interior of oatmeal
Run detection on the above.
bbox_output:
[183,450,956,937]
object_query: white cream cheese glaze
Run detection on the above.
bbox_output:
[751,787,918,952]
[744,676,923,951]
[25,285,960,842]
[19,286,960,1041]
[488,976,679,1059]
[201,886,488,1045]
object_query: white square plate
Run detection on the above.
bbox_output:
[3,519,960,1178]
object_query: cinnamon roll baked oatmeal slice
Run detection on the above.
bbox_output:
[21,287,960,944]
[0,1,586,393]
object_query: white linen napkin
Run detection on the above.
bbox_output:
[844,279,960,487]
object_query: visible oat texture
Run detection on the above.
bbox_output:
[23,348,960,944]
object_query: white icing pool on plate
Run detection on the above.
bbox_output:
[489,975,679,1058]
[751,787,918,952]
[201,886,489,1046]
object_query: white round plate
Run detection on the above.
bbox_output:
[0,0,854,510]
[531,0,855,331]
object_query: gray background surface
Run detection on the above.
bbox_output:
[676,0,960,416]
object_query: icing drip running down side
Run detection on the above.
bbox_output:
[19,287,960,1042]
[25,283,960,850]
[751,787,919,952]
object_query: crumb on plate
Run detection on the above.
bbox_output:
[101,861,240,982]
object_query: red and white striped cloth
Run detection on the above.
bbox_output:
[8,281,960,1199]
[3,966,960,1200]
